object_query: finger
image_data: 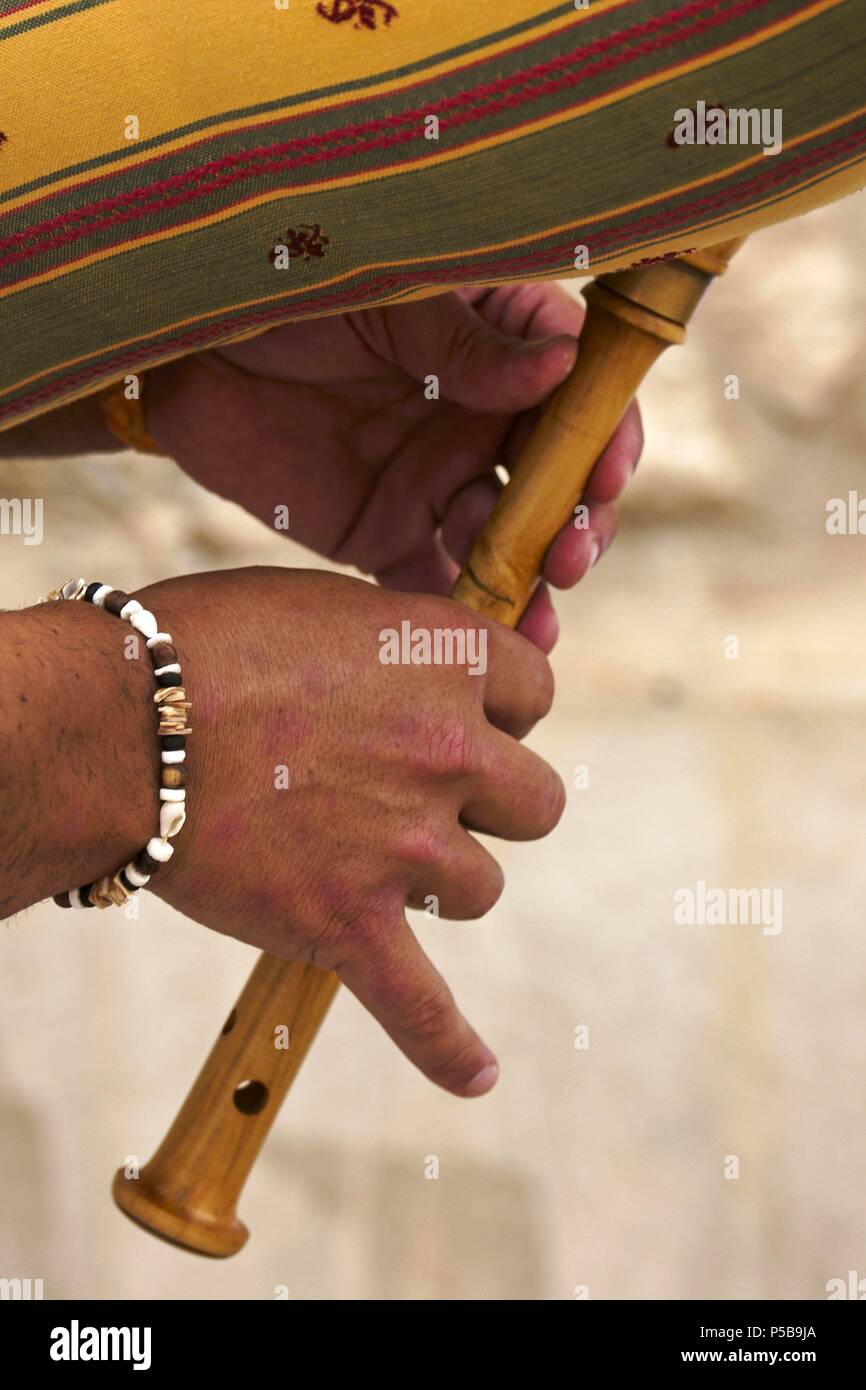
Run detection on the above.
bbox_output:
[482,621,556,737]
[373,293,577,413]
[463,731,566,841]
[582,400,644,504]
[461,281,586,342]
[543,502,619,590]
[338,920,499,1096]
[406,830,504,921]
[440,474,501,569]
[516,581,559,654]
[376,535,459,597]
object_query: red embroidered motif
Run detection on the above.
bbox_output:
[666,101,725,148]
[316,0,398,31]
[268,224,331,262]
[627,249,695,269]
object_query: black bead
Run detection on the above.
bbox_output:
[83,582,103,603]
[160,734,187,751]
[53,892,72,908]
[156,669,181,688]
[78,884,96,907]
[119,870,140,894]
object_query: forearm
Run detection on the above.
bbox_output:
[0,598,156,918]
[0,395,121,459]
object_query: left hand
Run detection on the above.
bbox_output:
[147,283,643,652]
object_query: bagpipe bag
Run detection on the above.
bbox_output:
[0,0,864,431]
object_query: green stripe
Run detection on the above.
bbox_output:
[3,130,862,420]
[0,0,115,43]
[1,0,575,203]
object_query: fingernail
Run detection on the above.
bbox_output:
[588,540,600,570]
[465,1062,499,1096]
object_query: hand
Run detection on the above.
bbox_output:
[138,566,564,1097]
[147,284,643,652]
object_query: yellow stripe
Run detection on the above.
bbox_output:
[0,0,855,303]
[0,0,613,203]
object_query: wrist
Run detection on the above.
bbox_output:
[0,599,157,916]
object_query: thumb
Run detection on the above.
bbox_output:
[381,292,577,412]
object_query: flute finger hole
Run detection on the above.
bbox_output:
[233,1079,269,1115]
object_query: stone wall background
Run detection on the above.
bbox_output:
[0,195,864,1300]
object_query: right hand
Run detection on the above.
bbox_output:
[136,567,564,1097]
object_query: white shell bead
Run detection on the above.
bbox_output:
[160,802,186,838]
[154,663,181,678]
[146,632,173,648]
[69,887,83,908]
[130,609,158,640]
[147,836,174,863]
[92,584,113,607]
[120,599,142,620]
[125,863,150,888]
[161,750,186,764]
[159,788,186,802]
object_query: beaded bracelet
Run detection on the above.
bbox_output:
[39,578,190,910]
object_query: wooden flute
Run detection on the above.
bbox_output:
[113,236,745,1256]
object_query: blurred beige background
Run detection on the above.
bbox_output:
[1,196,864,1301]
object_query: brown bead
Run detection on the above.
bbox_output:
[103,589,130,616]
[161,765,186,789]
[151,642,177,667]
[134,848,162,877]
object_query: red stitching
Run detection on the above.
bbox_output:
[0,0,771,264]
[3,119,862,421]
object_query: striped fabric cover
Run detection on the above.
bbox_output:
[1,0,864,431]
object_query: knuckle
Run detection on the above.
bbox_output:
[427,1036,481,1087]
[412,714,479,779]
[399,986,455,1043]
[395,820,450,870]
[306,888,392,971]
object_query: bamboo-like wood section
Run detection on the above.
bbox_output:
[113,238,745,1256]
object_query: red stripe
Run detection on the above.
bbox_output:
[0,0,779,277]
[3,118,862,421]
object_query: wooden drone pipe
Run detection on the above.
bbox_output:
[113,236,745,1256]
